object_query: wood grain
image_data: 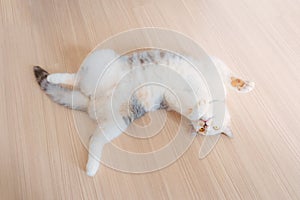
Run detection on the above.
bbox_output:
[0,0,300,199]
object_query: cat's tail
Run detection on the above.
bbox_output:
[33,66,89,111]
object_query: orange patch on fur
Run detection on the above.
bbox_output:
[136,90,148,99]
[231,77,245,88]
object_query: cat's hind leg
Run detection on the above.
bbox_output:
[47,73,77,86]
[34,66,89,111]
[86,124,124,176]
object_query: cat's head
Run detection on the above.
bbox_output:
[191,117,233,137]
[191,117,213,135]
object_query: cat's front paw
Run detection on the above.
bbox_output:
[86,157,100,177]
[238,81,255,93]
[230,77,255,93]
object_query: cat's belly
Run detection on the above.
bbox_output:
[83,49,211,122]
[89,79,210,125]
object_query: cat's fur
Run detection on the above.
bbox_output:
[34,49,254,176]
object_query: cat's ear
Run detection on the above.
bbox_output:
[222,127,233,137]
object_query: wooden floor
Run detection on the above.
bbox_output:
[1,0,300,199]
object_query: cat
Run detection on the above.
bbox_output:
[33,49,255,176]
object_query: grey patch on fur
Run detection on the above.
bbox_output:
[33,66,49,90]
[147,51,157,64]
[129,95,146,121]
[122,94,168,125]
[159,96,169,110]
[160,51,166,59]
[122,116,132,125]
[121,96,146,125]
[127,56,133,65]
[127,50,165,68]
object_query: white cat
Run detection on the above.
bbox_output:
[34,49,254,176]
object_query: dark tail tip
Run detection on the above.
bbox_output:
[33,66,49,89]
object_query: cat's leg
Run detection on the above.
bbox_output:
[45,86,89,111]
[34,66,89,111]
[86,124,124,176]
[210,56,255,93]
[47,73,77,86]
